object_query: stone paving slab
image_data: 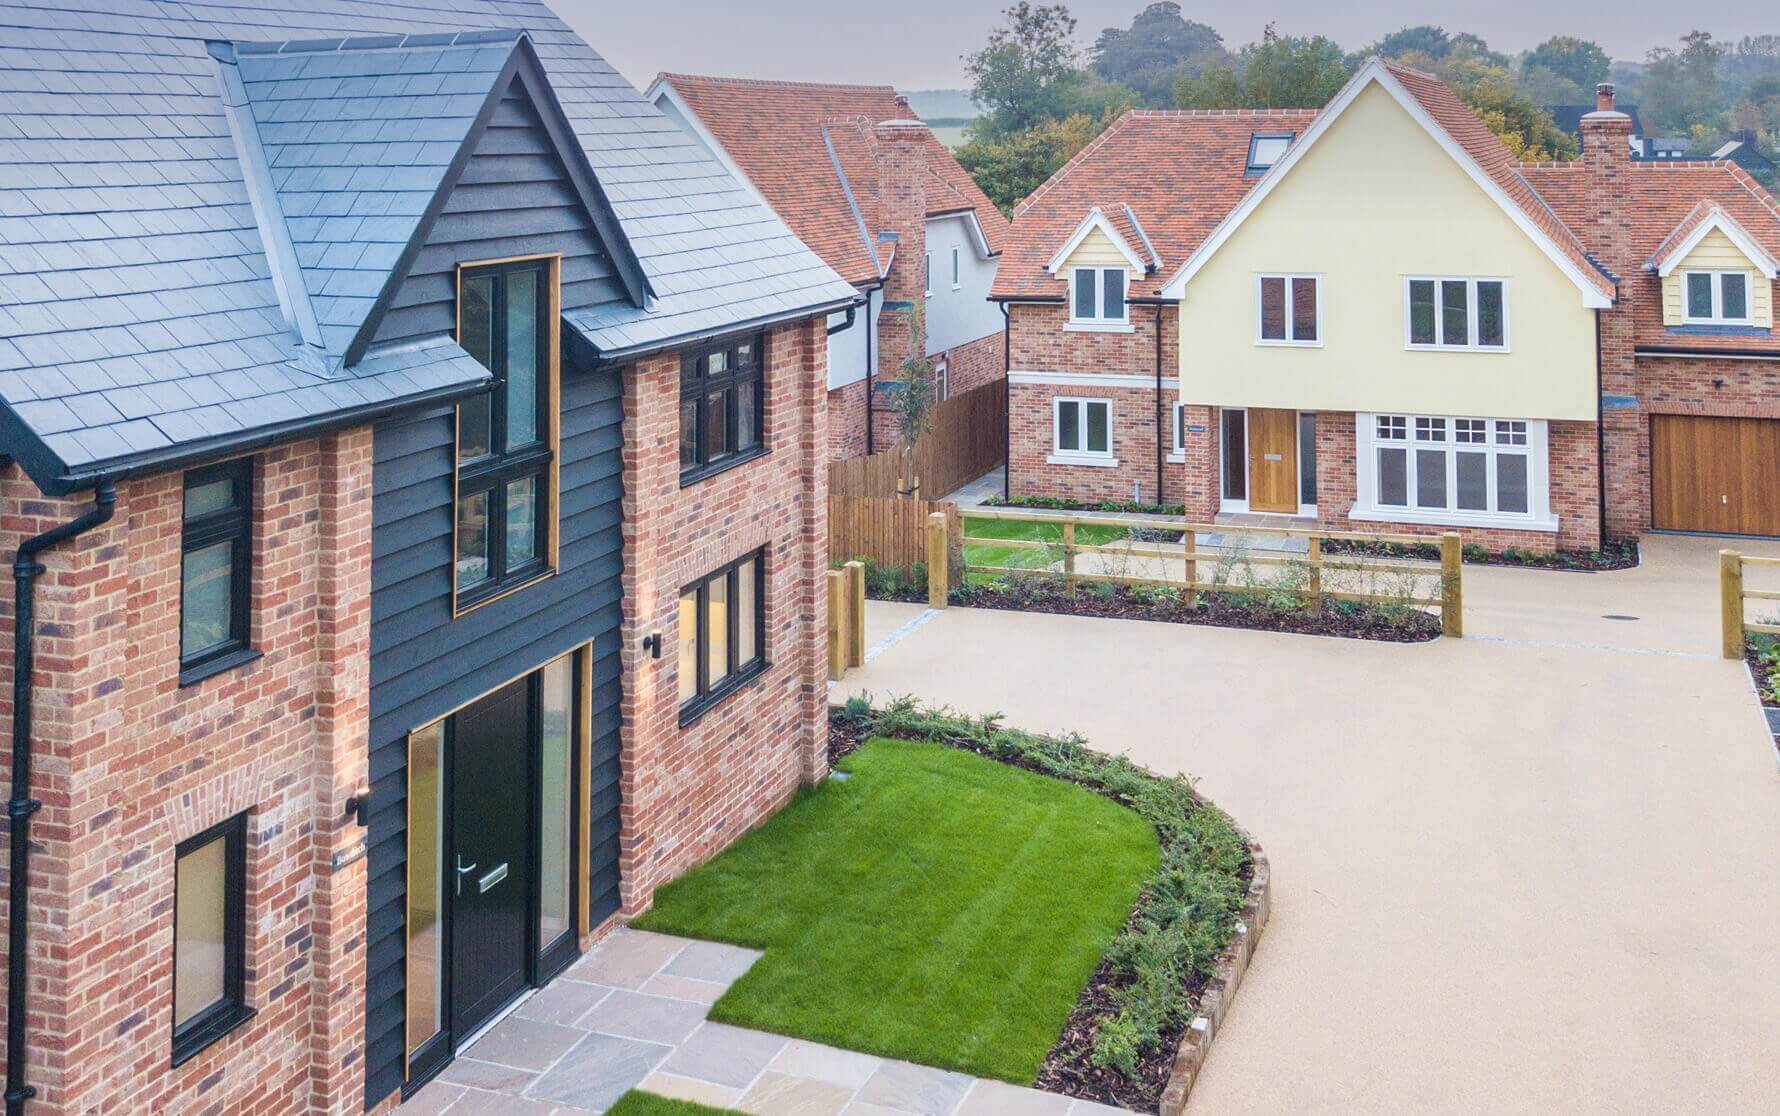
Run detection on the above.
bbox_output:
[407,927,1123,1115]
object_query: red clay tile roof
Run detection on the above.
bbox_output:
[1521,159,1780,352]
[992,109,1317,300]
[656,74,1010,288]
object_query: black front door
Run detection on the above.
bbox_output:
[449,678,532,1039]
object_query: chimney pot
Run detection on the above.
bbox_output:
[1595,83,1615,113]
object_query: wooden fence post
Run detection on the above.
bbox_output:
[1183,527,1198,605]
[927,512,949,609]
[1307,534,1323,609]
[1722,550,1745,660]
[1440,532,1463,639]
[845,560,866,667]
[1062,521,1077,598]
[827,569,848,681]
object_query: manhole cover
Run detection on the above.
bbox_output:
[1602,614,1639,621]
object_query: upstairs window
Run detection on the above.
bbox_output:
[1246,133,1293,174]
[951,245,961,289]
[924,252,932,296]
[1683,271,1751,324]
[680,334,766,484]
[1071,267,1127,325]
[1407,278,1507,349]
[180,457,253,683]
[456,257,557,610]
[1258,275,1319,344]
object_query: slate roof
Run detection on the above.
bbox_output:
[1522,159,1780,354]
[653,75,1011,289]
[990,109,1314,300]
[0,0,856,493]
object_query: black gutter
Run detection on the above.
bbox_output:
[1001,302,1011,501]
[825,303,858,335]
[1594,311,1608,546]
[1634,345,1780,359]
[7,482,116,1116]
[585,294,865,371]
[1153,303,1164,506]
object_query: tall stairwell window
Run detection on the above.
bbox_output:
[454,256,559,612]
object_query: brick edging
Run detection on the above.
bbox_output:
[1157,840,1272,1115]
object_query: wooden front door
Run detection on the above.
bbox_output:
[1247,408,1299,514]
[1651,415,1780,536]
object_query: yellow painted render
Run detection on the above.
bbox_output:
[1058,225,1137,274]
[1661,228,1773,326]
[1177,81,1599,422]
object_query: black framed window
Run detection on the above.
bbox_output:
[678,550,767,722]
[679,334,765,484]
[456,259,554,608]
[180,458,254,684]
[172,813,252,1066]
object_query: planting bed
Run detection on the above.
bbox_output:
[1326,537,1639,572]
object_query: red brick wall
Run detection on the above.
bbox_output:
[0,431,374,1115]
[617,317,829,912]
[939,329,1005,398]
[827,377,876,461]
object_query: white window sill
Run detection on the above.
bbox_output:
[1404,344,1511,354]
[1256,339,1323,348]
[1048,453,1119,468]
[1349,506,1558,533]
[1166,451,1185,464]
[1681,318,1753,327]
[951,284,962,291]
[1065,321,1135,334]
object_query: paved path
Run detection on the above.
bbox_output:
[834,534,1780,1114]
[408,928,1124,1116]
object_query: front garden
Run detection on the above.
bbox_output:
[634,700,1256,1112]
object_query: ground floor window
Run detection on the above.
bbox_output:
[679,550,767,722]
[934,358,949,403]
[1354,413,1551,529]
[172,814,250,1065]
[1052,397,1113,464]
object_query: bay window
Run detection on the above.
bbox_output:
[1357,413,1549,529]
[1683,271,1751,324]
[1407,278,1507,349]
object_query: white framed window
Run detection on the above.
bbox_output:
[1170,401,1186,458]
[1069,267,1128,328]
[1354,412,1553,530]
[934,358,949,403]
[1257,274,1320,345]
[950,246,961,290]
[1682,270,1751,324]
[1406,278,1508,350]
[1050,397,1115,466]
[923,252,932,297]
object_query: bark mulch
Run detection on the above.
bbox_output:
[1325,537,1640,572]
[1742,638,1780,749]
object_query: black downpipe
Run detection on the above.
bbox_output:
[865,291,876,456]
[7,481,116,1116]
[1595,310,1608,546]
[1000,302,1012,502]
[1154,303,1164,507]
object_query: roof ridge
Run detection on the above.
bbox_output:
[232,28,523,55]
[1124,108,1319,118]
[659,71,899,95]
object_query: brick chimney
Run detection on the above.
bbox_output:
[1580,81,1641,544]
[873,116,929,439]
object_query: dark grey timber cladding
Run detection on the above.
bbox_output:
[373,74,626,351]
[362,364,624,1104]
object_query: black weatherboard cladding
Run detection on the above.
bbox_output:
[362,75,626,1106]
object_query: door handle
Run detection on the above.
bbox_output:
[477,863,509,893]
[455,854,478,896]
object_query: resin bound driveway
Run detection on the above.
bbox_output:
[837,535,1780,1113]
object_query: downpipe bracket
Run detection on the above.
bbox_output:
[6,799,40,821]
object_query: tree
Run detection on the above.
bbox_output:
[964,2,1081,134]
[1524,36,1610,93]
[1175,24,1350,111]
[1642,31,1727,135]
[892,307,937,498]
[1516,65,1588,106]
[1088,1,1226,108]
[1367,25,1451,62]
[1438,59,1578,161]
[955,110,1112,213]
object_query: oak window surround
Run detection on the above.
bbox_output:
[679,333,767,485]
[453,255,559,613]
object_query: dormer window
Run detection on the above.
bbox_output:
[1683,270,1751,325]
[1246,133,1293,175]
[1071,267,1127,325]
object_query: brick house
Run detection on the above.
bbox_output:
[994,60,1780,550]
[0,4,855,1113]
[649,76,1011,461]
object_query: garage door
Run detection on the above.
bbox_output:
[1651,415,1780,536]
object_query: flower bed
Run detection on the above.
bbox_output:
[1325,537,1639,572]
[983,494,1186,517]
[832,698,1259,1113]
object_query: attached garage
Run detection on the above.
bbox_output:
[1651,415,1780,536]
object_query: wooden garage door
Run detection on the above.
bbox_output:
[1651,415,1780,536]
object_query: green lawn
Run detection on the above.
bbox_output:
[606,1093,740,1116]
[962,515,1128,572]
[632,738,1158,1083]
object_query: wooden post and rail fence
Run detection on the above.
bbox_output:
[1719,549,1780,659]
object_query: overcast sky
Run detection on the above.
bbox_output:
[556,0,1770,93]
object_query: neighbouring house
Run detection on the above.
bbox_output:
[648,75,1011,462]
[1546,101,1694,163]
[993,64,1780,549]
[1711,134,1778,181]
[0,2,855,1112]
